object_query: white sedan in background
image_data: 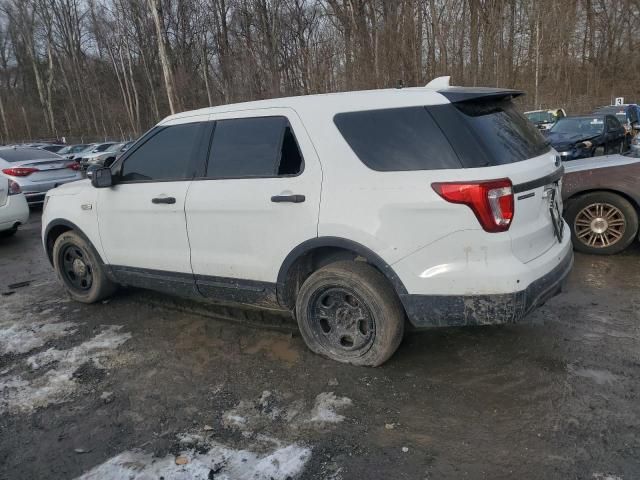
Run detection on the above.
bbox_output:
[0,174,29,237]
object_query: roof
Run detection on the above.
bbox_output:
[161,83,524,125]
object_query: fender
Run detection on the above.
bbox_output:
[276,236,408,307]
[43,219,107,267]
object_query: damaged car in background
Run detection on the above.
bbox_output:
[562,154,640,255]
[524,108,566,130]
[546,114,627,160]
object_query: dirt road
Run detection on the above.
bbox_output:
[1,212,638,479]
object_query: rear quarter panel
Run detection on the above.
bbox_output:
[562,161,640,209]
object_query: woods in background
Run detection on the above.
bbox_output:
[0,0,638,143]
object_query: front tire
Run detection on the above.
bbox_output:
[565,192,638,255]
[53,231,117,303]
[295,261,405,367]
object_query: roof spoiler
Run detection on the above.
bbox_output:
[425,76,524,103]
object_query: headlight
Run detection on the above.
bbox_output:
[43,195,49,211]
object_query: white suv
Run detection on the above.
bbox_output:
[42,78,573,366]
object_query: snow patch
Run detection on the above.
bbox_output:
[593,474,623,480]
[0,312,77,355]
[308,392,352,423]
[76,442,311,480]
[0,325,131,413]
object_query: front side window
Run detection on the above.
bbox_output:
[120,122,203,182]
[206,116,303,178]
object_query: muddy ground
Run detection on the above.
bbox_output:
[0,211,638,480]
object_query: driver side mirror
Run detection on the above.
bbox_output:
[91,167,114,188]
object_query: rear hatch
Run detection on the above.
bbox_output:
[0,175,8,207]
[429,92,563,263]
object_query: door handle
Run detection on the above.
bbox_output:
[271,194,305,203]
[152,196,176,204]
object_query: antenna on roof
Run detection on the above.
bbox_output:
[425,76,451,89]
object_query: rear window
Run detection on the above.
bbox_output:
[335,101,550,171]
[0,148,61,162]
[334,107,461,171]
[428,99,551,167]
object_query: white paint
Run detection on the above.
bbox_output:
[0,325,131,413]
[308,392,352,424]
[593,474,623,480]
[76,442,311,480]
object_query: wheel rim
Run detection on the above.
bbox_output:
[60,244,93,291]
[307,286,376,358]
[574,202,626,248]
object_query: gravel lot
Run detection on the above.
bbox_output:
[1,211,639,480]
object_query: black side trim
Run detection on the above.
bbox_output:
[401,248,573,328]
[109,266,281,309]
[110,265,200,299]
[437,87,524,103]
[44,219,106,267]
[195,274,279,309]
[276,237,408,307]
[513,166,564,194]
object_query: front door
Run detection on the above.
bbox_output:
[185,109,322,302]
[97,117,208,292]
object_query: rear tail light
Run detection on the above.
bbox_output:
[66,161,81,171]
[8,179,21,195]
[2,167,39,177]
[432,179,514,232]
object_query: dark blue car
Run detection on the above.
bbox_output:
[546,114,626,160]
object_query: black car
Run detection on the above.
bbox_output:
[546,114,626,160]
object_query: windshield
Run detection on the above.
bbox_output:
[551,117,604,135]
[525,111,556,124]
[106,143,124,153]
[94,143,114,152]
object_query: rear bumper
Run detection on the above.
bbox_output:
[401,246,573,328]
[0,194,30,231]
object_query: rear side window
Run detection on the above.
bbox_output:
[428,99,551,168]
[120,122,204,182]
[206,116,303,178]
[334,107,461,171]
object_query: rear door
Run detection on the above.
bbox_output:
[97,117,208,285]
[185,109,322,295]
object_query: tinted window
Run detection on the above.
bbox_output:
[606,116,621,131]
[429,100,551,168]
[206,116,303,178]
[334,107,461,171]
[0,147,61,162]
[121,123,203,181]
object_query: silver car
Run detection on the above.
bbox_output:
[79,142,129,169]
[0,147,82,204]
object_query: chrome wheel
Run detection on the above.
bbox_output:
[574,202,626,248]
[307,286,376,358]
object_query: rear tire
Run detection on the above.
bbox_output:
[565,192,638,255]
[53,231,117,303]
[295,261,405,367]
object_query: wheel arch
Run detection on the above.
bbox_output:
[44,219,106,267]
[564,188,640,216]
[276,237,408,310]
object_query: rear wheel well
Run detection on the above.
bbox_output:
[565,189,640,216]
[279,246,402,311]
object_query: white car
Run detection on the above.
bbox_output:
[42,77,573,366]
[0,175,29,236]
